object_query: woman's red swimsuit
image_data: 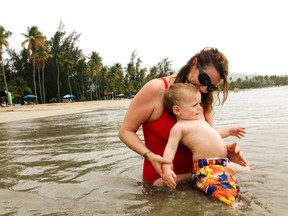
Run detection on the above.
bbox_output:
[142,78,193,184]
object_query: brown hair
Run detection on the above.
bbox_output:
[174,47,229,114]
[164,83,198,117]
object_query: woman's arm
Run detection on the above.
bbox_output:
[204,111,214,126]
[118,79,172,175]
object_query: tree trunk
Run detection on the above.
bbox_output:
[42,65,46,103]
[32,59,38,103]
[57,65,61,103]
[68,71,72,94]
[2,60,10,105]
[37,67,43,104]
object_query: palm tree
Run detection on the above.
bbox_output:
[21,26,45,101]
[99,66,110,99]
[0,25,12,105]
[87,51,103,100]
[49,22,66,103]
[60,52,74,95]
[35,45,52,103]
[125,50,147,94]
[9,77,31,104]
[107,63,124,96]
[49,23,82,102]
[156,58,173,77]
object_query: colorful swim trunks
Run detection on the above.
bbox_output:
[191,158,240,207]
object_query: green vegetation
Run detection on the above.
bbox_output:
[1,22,288,104]
[229,75,288,90]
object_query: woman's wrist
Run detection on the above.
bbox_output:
[143,151,152,159]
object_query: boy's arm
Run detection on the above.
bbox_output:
[162,125,182,189]
[163,125,182,164]
[217,127,246,139]
[206,110,246,139]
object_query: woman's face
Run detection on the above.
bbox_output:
[187,63,221,94]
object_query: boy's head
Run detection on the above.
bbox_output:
[164,83,202,120]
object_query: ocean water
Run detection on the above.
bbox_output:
[0,86,287,215]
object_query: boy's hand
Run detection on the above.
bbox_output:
[229,127,246,139]
[162,166,177,189]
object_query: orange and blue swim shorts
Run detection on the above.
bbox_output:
[192,158,240,207]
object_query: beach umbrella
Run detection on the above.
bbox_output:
[23,94,37,100]
[63,94,76,99]
[128,93,135,99]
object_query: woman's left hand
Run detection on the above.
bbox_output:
[226,142,247,166]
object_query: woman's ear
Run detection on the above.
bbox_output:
[172,105,181,116]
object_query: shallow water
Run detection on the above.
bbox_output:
[0,86,288,216]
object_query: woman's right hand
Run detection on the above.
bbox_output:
[146,152,173,178]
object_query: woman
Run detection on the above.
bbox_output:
[118,47,247,187]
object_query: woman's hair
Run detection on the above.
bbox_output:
[174,47,229,114]
[164,83,198,117]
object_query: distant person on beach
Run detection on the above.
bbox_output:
[162,83,250,206]
[118,47,248,187]
[1,101,7,107]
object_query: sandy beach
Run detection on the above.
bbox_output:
[0,99,131,124]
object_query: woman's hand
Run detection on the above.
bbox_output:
[226,142,247,166]
[146,152,173,179]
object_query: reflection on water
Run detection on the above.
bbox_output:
[1,86,288,215]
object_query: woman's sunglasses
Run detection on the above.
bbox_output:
[197,63,218,92]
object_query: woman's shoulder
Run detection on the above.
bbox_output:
[132,78,168,112]
[129,78,168,121]
[142,78,168,93]
[146,77,166,85]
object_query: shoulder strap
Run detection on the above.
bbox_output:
[159,77,168,89]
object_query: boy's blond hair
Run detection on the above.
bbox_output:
[164,83,199,116]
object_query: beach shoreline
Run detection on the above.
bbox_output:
[0,99,131,124]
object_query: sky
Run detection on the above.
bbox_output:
[1,0,288,75]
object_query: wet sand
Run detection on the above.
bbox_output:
[0,99,131,124]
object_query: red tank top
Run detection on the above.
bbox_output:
[142,78,193,184]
